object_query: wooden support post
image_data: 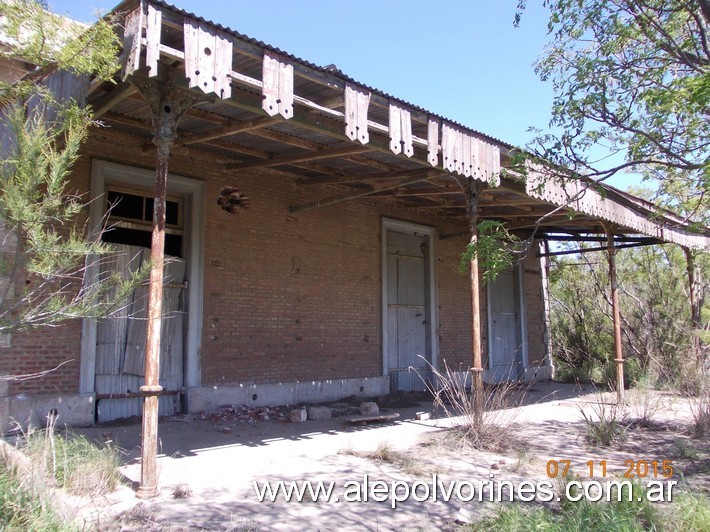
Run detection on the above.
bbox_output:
[682,246,705,373]
[462,179,485,428]
[132,72,203,499]
[604,224,625,404]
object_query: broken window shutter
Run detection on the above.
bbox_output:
[183,18,233,98]
[262,51,294,119]
[345,83,370,144]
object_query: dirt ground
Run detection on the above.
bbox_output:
[61,381,708,531]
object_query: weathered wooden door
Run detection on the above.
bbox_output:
[95,244,186,422]
[386,230,430,391]
[488,268,523,381]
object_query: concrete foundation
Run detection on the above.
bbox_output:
[0,393,95,433]
[188,376,390,413]
[523,365,554,382]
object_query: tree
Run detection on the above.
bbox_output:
[517,1,708,199]
[516,0,709,374]
[0,1,143,340]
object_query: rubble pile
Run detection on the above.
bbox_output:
[199,404,289,424]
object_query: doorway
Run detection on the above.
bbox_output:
[487,266,527,381]
[80,161,204,422]
[382,219,438,392]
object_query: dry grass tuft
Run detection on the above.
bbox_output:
[419,359,528,451]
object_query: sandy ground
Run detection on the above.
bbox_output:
[62,381,707,531]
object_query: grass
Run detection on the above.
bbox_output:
[0,462,68,531]
[22,423,122,496]
[172,482,192,499]
[623,378,664,427]
[419,359,528,451]
[674,438,699,460]
[0,416,123,529]
[470,484,710,531]
[578,394,625,446]
[363,442,438,477]
[689,387,710,439]
[663,492,710,530]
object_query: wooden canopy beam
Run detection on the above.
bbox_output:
[537,240,660,257]
[90,81,137,118]
[225,144,372,170]
[289,169,443,213]
[178,116,280,145]
[459,177,486,430]
[130,70,205,499]
[603,222,625,405]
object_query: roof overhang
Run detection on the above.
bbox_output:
[78,0,710,249]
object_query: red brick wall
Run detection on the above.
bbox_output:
[523,251,547,366]
[0,321,83,394]
[0,154,92,395]
[3,127,540,394]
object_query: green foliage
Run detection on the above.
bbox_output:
[549,240,707,389]
[525,1,709,187]
[0,0,120,83]
[549,247,614,383]
[665,492,710,530]
[460,220,524,284]
[471,484,659,531]
[0,463,68,531]
[22,425,122,496]
[578,398,625,446]
[0,1,144,335]
[0,100,148,333]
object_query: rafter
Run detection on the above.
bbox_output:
[91,82,138,118]
[289,169,444,213]
[178,116,280,145]
[225,144,372,171]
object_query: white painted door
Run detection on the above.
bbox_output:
[386,230,430,391]
[95,245,186,422]
[488,268,523,381]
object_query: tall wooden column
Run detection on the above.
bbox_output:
[683,246,704,372]
[132,72,202,498]
[604,224,625,404]
[463,179,485,428]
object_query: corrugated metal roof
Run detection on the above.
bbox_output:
[115,0,512,149]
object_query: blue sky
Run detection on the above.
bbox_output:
[48,0,634,190]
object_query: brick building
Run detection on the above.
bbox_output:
[1,0,707,428]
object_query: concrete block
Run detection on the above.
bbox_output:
[307,406,332,420]
[360,402,379,415]
[188,376,389,413]
[415,412,430,421]
[1,393,95,433]
[290,408,307,423]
